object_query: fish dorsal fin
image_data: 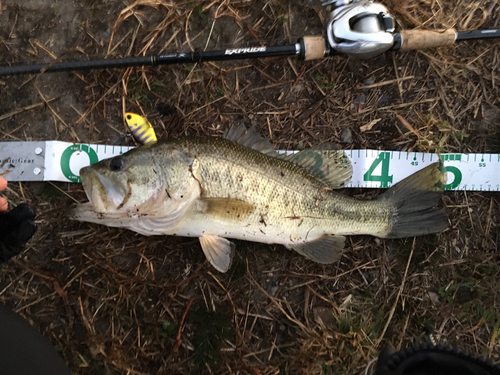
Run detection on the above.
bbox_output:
[199,235,235,272]
[223,123,352,188]
[201,197,255,222]
[223,123,276,156]
[288,235,346,264]
[282,149,353,189]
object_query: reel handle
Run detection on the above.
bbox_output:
[396,29,457,51]
[300,36,328,61]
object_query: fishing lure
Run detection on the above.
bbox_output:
[125,112,157,145]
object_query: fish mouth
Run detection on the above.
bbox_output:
[80,167,127,213]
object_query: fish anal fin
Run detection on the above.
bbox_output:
[288,235,345,264]
[223,123,276,156]
[284,149,353,189]
[199,235,235,273]
[201,197,255,221]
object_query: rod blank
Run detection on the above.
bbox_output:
[0,45,299,77]
[0,56,154,76]
[457,29,500,41]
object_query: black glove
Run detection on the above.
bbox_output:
[374,343,500,375]
[0,203,37,263]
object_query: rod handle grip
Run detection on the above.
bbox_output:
[300,36,327,61]
[399,29,457,51]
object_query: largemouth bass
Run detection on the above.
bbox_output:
[70,124,448,272]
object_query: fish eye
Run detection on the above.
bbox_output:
[126,114,132,120]
[109,157,125,171]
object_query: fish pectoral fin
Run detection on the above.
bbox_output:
[199,235,235,273]
[288,235,345,264]
[201,197,255,221]
[281,149,352,189]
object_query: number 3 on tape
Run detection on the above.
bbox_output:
[363,152,393,188]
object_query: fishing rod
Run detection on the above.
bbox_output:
[1,0,499,76]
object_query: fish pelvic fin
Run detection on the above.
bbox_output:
[381,161,449,238]
[288,235,345,264]
[199,235,235,273]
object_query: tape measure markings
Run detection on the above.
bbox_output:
[0,141,499,192]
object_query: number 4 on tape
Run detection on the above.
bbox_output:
[363,152,393,188]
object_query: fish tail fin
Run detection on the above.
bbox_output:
[381,162,449,238]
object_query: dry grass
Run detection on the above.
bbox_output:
[0,0,499,374]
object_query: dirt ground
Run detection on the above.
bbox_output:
[0,0,499,374]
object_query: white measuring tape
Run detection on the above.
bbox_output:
[0,141,498,191]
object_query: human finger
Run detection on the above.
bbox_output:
[0,177,7,192]
[0,197,7,212]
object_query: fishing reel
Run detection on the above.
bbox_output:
[322,0,396,59]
